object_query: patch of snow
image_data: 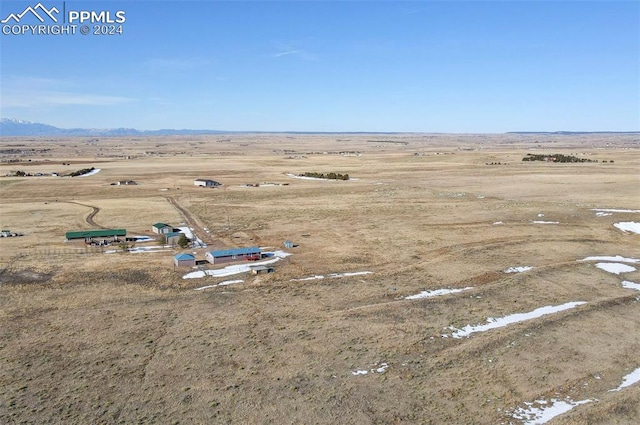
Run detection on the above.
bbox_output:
[327,271,373,278]
[493,221,504,225]
[292,271,372,281]
[194,279,244,290]
[177,226,207,248]
[77,168,101,177]
[621,281,640,291]
[193,283,214,290]
[129,246,173,253]
[594,263,636,275]
[352,362,389,376]
[614,222,640,234]
[595,212,613,217]
[504,266,533,273]
[538,213,545,217]
[218,279,244,286]
[591,208,640,213]
[512,398,594,424]
[532,221,559,224]
[294,275,325,281]
[375,363,389,373]
[104,249,117,254]
[130,236,155,242]
[448,301,586,339]
[609,367,640,392]
[405,287,473,300]
[578,256,640,264]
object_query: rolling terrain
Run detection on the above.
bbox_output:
[0,133,639,424]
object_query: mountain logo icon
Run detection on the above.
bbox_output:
[1,3,59,24]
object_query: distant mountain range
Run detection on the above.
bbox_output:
[1,118,637,137]
[0,118,227,137]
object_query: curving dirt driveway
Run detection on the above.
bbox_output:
[64,201,106,229]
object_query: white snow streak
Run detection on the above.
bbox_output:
[609,367,640,392]
[291,271,372,281]
[532,221,559,224]
[591,208,640,213]
[614,222,640,234]
[512,398,594,424]
[448,302,586,339]
[405,287,473,300]
[504,266,533,273]
[194,279,244,290]
[621,281,640,291]
[594,263,636,275]
[578,256,640,264]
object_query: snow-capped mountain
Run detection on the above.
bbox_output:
[0,118,225,137]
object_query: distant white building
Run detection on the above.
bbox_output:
[194,179,221,188]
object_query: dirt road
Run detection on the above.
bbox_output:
[165,196,219,248]
[64,201,106,229]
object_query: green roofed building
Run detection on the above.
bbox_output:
[65,229,126,240]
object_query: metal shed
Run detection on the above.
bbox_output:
[152,223,172,234]
[174,253,196,267]
[250,265,274,274]
[165,231,183,246]
[194,179,222,188]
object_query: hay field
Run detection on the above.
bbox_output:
[1,133,639,424]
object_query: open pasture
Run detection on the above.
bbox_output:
[1,133,639,424]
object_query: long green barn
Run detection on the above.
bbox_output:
[65,229,126,240]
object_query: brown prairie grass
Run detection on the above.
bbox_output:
[0,133,639,424]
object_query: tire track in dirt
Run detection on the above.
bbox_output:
[64,201,107,229]
[165,196,216,246]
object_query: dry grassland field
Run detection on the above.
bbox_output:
[0,133,639,424]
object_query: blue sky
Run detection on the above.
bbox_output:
[1,0,638,132]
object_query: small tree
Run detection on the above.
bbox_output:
[177,234,190,249]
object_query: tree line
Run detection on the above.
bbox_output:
[300,172,350,180]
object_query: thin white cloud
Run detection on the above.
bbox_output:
[273,50,302,57]
[1,75,134,107]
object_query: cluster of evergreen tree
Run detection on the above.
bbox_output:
[301,172,350,180]
[69,167,96,177]
[522,154,596,163]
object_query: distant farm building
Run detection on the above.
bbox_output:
[205,247,261,264]
[174,253,196,267]
[111,180,137,186]
[65,229,126,243]
[152,223,173,235]
[283,240,294,249]
[194,179,222,188]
